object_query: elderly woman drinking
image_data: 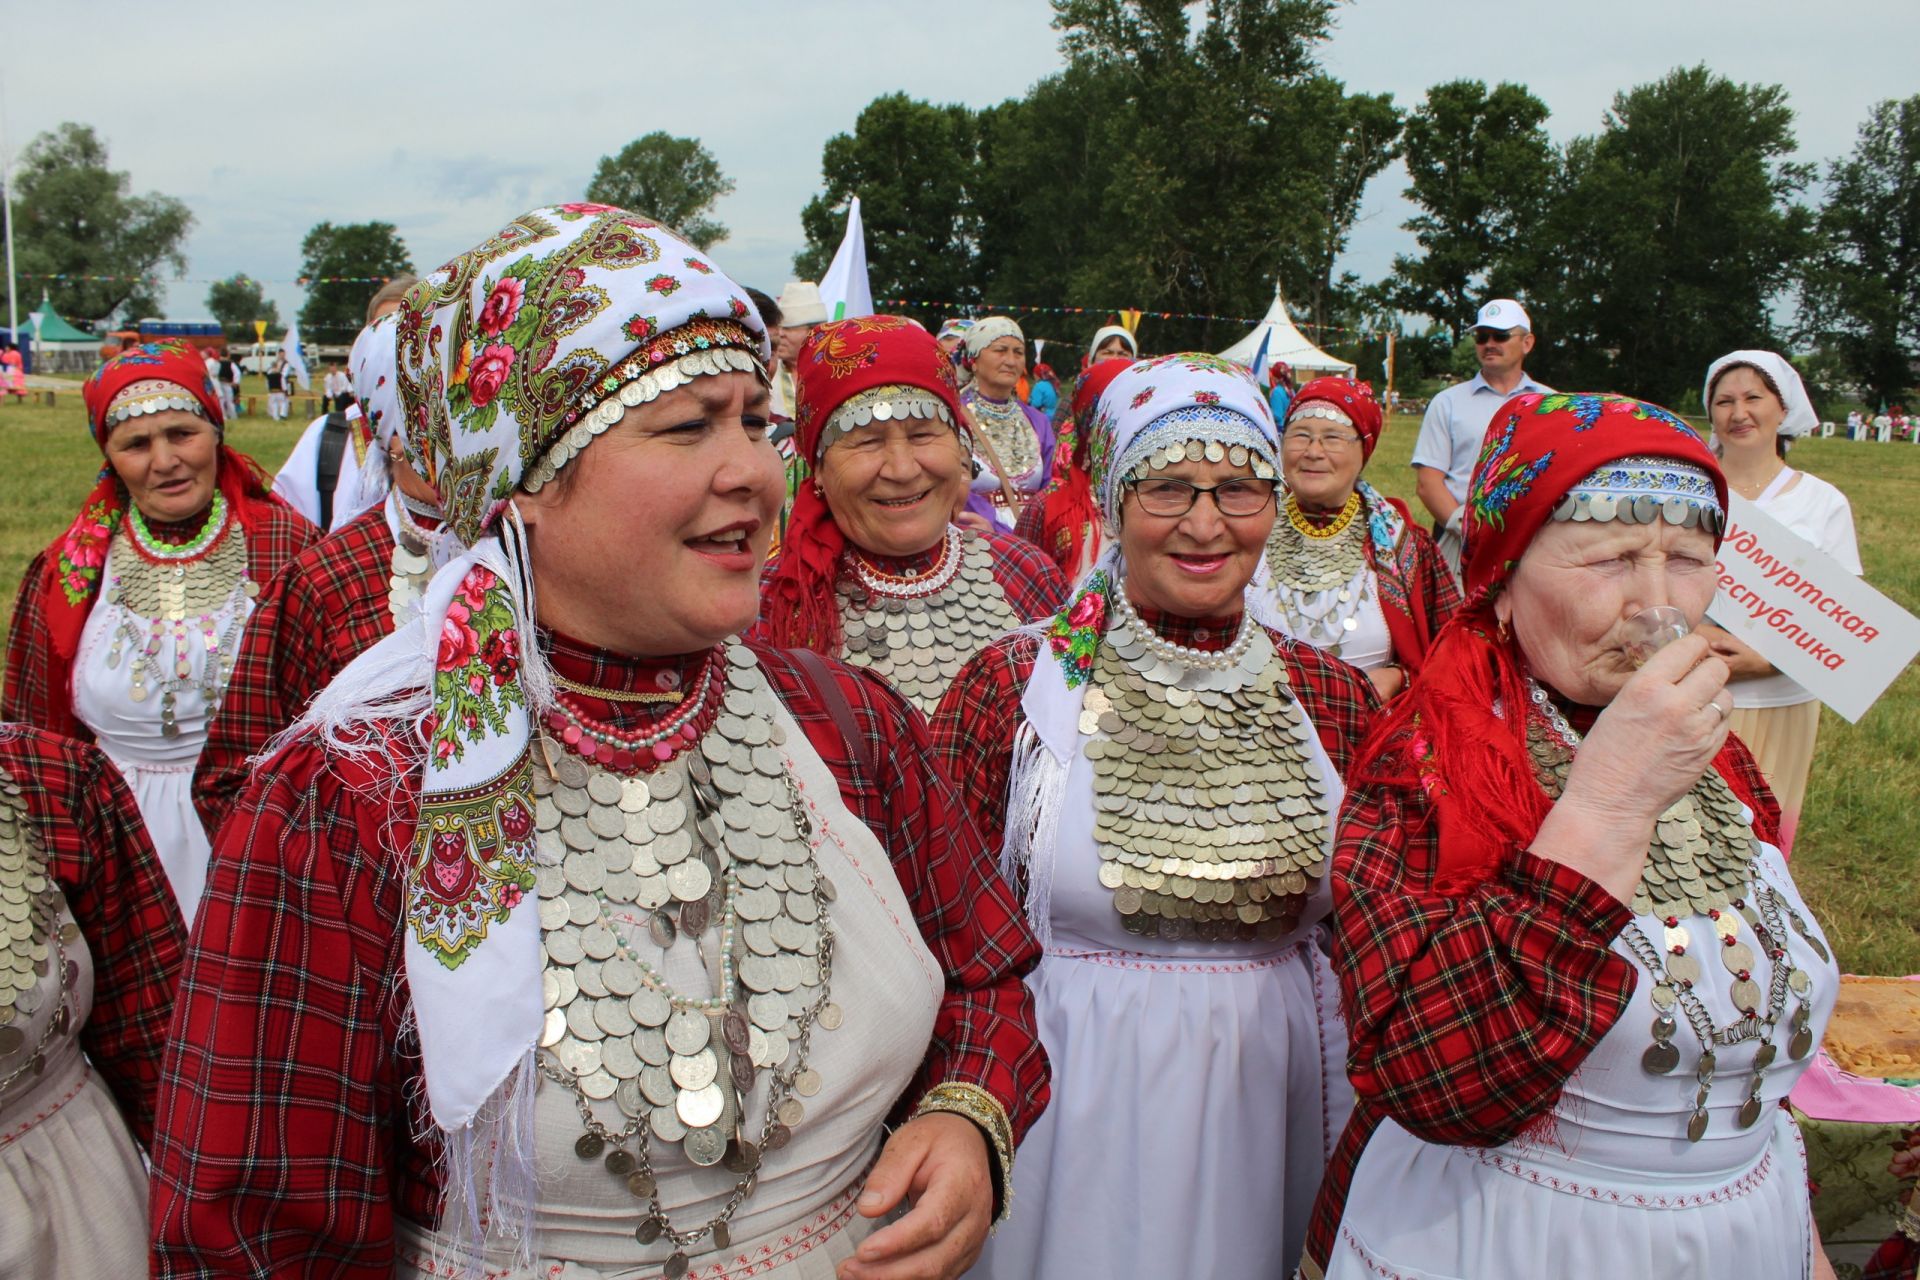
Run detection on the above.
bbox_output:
[3,341,316,911]
[149,206,1048,1280]
[1249,377,1460,700]
[760,317,1068,713]
[935,353,1378,1278]
[1302,393,1839,1280]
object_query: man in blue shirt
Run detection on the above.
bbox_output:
[1410,298,1552,579]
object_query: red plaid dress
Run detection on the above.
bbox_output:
[4,502,319,743]
[194,504,399,836]
[1298,732,1782,1273]
[1,725,184,1146]
[150,638,1048,1277]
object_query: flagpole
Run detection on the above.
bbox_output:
[1,70,17,344]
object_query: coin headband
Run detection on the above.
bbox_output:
[526,343,768,493]
[1110,405,1278,508]
[1551,454,1725,537]
[104,383,209,429]
[1284,402,1354,429]
[820,384,962,456]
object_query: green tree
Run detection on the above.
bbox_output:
[794,95,983,309]
[1391,80,1557,332]
[1799,96,1920,408]
[296,222,414,340]
[585,133,735,249]
[1533,66,1813,402]
[205,274,280,341]
[10,122,193,323]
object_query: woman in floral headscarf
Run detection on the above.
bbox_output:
[1301,394,1838,1279]
[1249,376,1460,700]
[3,340,317,911]
[960,316,1056,530]
[150,206,1047,1280]
[932,354,1379,1278]
[759,316,1067,714]
[194,312,460,837]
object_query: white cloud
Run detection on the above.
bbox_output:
[3,0,1911,326]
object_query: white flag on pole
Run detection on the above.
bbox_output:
[282,322,310,391]
[818,196,874,322]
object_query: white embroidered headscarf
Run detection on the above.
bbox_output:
[1085,323,1137,363]
[1703,350,1817,448]
[349,313,404,510]
[963,315,1024,359]
[290,203,767,1268]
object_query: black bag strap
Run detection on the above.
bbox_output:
[315,412,349,530]
[787,647,877,779]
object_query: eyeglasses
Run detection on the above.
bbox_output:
[1281,428,1363,451]
[1473,328,1520,345]
[1125,476,1278,517]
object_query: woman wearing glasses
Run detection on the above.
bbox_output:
[931,354,1378,1278]
[1252,378,1461,700]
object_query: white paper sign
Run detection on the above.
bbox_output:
[1707,493,1920,723]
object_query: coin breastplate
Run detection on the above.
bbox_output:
[837,531,1022,714]
[1078,613,1331,942]
[0,766,83,1105]
[99,529,253,736]
[966,393,1042,483]
[533,642,840,1196]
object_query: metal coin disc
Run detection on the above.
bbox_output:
[665,1009,711,1055]
[670,1047,719,1090]
[1641,1042,1681,1075]
[676,1082,725,1129]
[684,1124,728,1167]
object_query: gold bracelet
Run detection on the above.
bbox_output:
[551,673,685,704]
[912,1081,1017,1223]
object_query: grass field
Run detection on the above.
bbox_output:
[2,390,1915,972]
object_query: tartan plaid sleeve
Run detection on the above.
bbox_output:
[753,646,1049,1158]
[3,550,86,741]
[984,531,1071,623]
[1270,627,1382,777]
[6,727,184,1147]
[927,631,1038,854]
[195,508,396,837]
[1411,525,1464,628]
[150,733,428,1277]
[1718,731,1783,848]
[1333,775,1637,1149]
[1303,778,1637,1271]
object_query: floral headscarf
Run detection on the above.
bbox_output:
[41,341,280,664]
[349,314,409,510]
[394,203,767,545]
[1355,392,1749,896]
[1043,353,1281,685]
[761,316,968,653]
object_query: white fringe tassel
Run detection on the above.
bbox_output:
[1000,721,1066,950]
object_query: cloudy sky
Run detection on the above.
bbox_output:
[4,0,1912,330]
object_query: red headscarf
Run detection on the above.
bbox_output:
[1353,392,1767,894]
[1287,375,1384,461]
[761,317,968,653]
[43,340,282,665]
[1033,358,1131,579]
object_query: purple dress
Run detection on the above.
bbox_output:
[963,389,1055,530]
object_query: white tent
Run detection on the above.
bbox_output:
[1218,283,1354,377]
